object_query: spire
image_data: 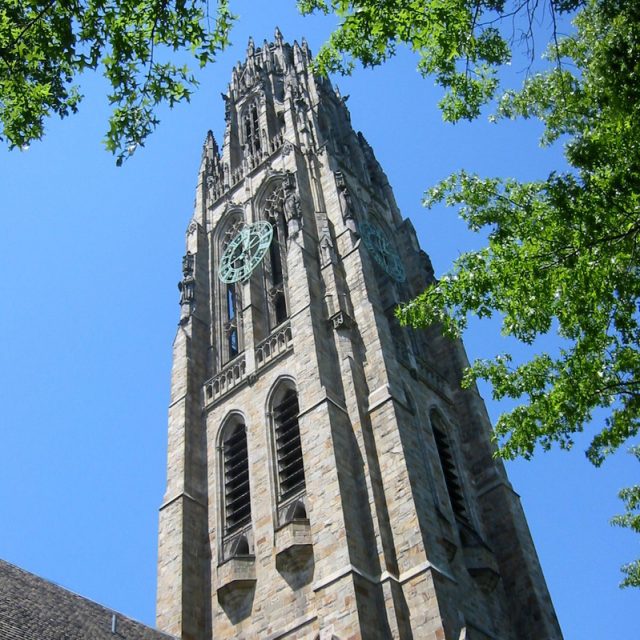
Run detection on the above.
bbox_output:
[205,130,219,157]
[293,39,303,66]
[301,37,310,60]
[200,130,218,167]
[247,36,255,56]
[274,26,284,46]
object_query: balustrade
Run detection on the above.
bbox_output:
[255,321,292,369]
[204,354,247,404]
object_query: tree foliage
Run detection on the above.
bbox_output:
[0,0,234,163]
[611,447,640,588]
[396,0,640,466]
[302,0,640,469]
[298,0,580,119]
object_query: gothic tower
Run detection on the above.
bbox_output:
[156,31,562,640]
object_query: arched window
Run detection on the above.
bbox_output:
[217,216,244,364]
[243,102,261,156]
[274,388,305,500]
[221,420,251,534]
[261,179,292,330]
[430,411,469,524]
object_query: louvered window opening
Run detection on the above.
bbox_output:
[432,425,469,523]
[223,425,251,533]
[274,391,305,499]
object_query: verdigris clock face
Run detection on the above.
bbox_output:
[218,221,274,283]
[360,220,406,282]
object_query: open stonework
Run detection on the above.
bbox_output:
[156,30,563,640]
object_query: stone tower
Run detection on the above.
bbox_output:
[156,31,562,640]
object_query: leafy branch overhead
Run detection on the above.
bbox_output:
[298,0,581,120]
[0,0,235,164]
[397,0,640,465]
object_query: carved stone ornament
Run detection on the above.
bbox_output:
[221,92,231,120]
[282,142,293,156]
[335,171,355,224]
[319,229,336,266]
[331,311,354,331]
[182,251,194,276]
[187,220,198,235]
[178,251,196,306]
[178,275,195,306]
[224,318,238,333]
[283,177,302,221]
[268,284,284,300]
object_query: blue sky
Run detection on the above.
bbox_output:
[0,2,637,637]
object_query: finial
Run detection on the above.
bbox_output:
[206,130,219,155]
[293,39,304,65]
[274,26,283,45]
[247,36,255,56]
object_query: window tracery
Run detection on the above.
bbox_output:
[260,176,297,330]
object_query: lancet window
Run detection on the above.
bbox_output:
[262,179,293,330]
[273,388,305,499]
[430,411,469,524]
[221,419,251,534]
[269,381,307,527]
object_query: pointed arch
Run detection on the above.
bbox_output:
[213,208,246,365]
[266,377,307,526]
[218,412,252,536]
[429,409,469,525]
[253,174,293,331]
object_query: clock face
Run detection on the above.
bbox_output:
[360,221,406,282]
[218,221,274,283]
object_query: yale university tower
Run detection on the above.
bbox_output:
[156,31,562,640]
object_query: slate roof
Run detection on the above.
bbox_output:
[0,559,177,640]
